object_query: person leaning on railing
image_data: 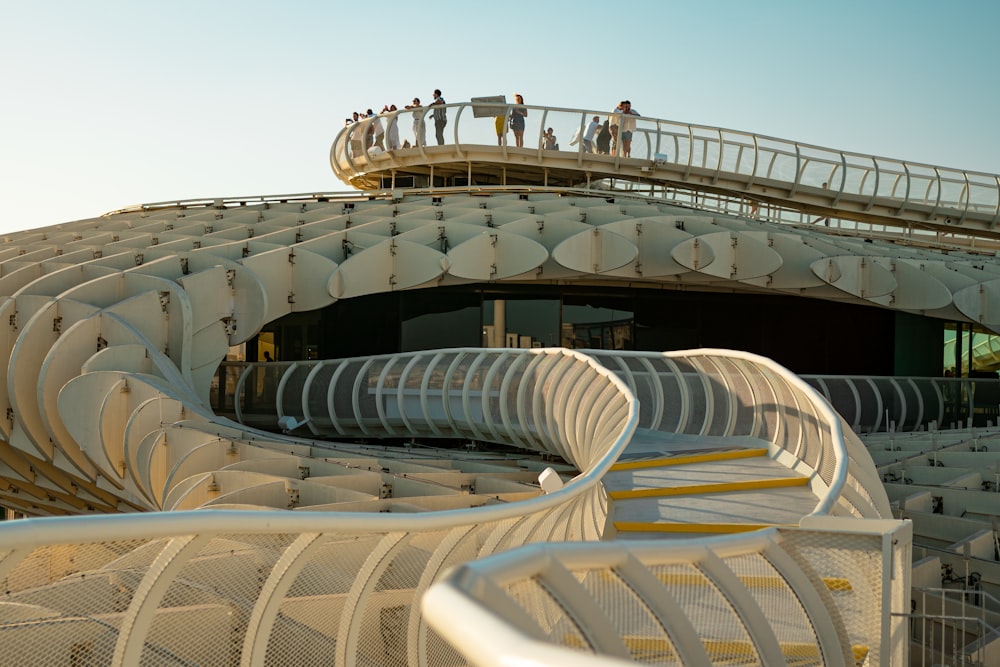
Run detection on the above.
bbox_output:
[405,97,425,147]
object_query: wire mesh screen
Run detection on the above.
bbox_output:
[578,567,680,665]
[651,562,758,666]
[722,552,823,665]
[780,529,885,665]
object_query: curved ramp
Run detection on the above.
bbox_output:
[0,347,895,664]
[332,102,1000,237]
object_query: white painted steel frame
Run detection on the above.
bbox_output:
[423,519,912,667]
[332,102,1000,234]
[803,374,999,433]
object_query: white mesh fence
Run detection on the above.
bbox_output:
[423,518,912,667]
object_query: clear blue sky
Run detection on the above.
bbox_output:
[1,0,996,234]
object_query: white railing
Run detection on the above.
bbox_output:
[803,374,1000,433]
[128,348,637,514]
[0,352,637,666]
[0,346,897,664]
[582,349,890,520]
[224,348,890,521]
[330,102,1000,232]
[904,586,1000,666]
[423,517,913,667]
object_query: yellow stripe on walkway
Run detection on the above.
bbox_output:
[610,448,768,471]
[647,571,852,592]
[608,476,809,500]
[614,521,786,534]
[566,634,867,663]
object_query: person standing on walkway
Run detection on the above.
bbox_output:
[431,89,447,145]
[367,108,385,151]
[619,100,639,157]
[383,105,400,150]
[509,93,528,148]
[405,98,425,147]
[583,115,601,153]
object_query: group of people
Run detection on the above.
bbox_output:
[346,93,640,157]
[345,89,449,150]
[569,100,640,156]
[344,107,401,151]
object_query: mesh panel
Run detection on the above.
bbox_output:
[716,357,759,435]
[671,360,708,436]
[266,533,384,666]
[781,530,883,665]
[332,360,367,425]
[651,562,758,666]
[422,524,504,667]
[141,534,295,666]
[305,363,339,431]
[724,552,823,666]
[690,357,731,438]
[0,539,154,666]
[578,568,679,665]
[350,533,435,667]
[281,365,312,418]
[821,378,861,428]
[506,576,591,652]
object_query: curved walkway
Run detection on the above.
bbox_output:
[332,102,1000,237]
[0,348,889,665]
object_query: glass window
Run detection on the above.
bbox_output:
[484,297,559,348]
[562,296,633,349]
[402,292,481,351]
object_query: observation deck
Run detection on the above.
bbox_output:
[331,102,1000,238]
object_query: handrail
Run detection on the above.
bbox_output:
[802,374,1000,433]
[330,101,1000,236]
[228,348,888,520]
[580,349,885,519]
[423,518,912,667]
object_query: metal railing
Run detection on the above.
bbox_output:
[330,102,1000,234]
[220,349,890,521]
[423,518,913,667]
[803,374,1000,433]
[901,586,1000,666]
[0,347,891,664]
[583,350,889,520]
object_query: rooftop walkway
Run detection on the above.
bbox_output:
[332,102,1000,238]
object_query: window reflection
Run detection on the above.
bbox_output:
[402,291,481,352]
[484,298,559,348]
[562,299,634,350]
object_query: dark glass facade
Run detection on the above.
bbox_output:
[253,285,945,376]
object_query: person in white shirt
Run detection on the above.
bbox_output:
[382,104,400,150]
[405,98,425,147]
[367,108,385,151]
[619,100,639,157]
[583,115,601,153]
[542,127,557,150]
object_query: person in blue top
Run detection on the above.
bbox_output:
[430,89,447,145]
[509,93,528,148]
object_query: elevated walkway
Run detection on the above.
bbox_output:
[606,441,817,537]
[0,349,897,664]
[332,102,1000,238]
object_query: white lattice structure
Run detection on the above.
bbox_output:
[423,518,912,667]
[4,102,997,663]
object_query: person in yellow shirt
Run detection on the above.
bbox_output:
[494,114,507,145]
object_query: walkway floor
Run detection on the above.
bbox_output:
[604,429,820,540]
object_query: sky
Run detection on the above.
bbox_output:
[1,0,997,234]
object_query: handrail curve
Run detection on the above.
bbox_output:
[331,101,1000,236]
